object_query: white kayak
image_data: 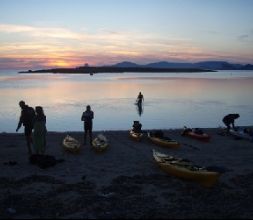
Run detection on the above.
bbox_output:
[62,135,81,153]
[229,129,253,141]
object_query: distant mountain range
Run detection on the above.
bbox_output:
[113,61,253,70]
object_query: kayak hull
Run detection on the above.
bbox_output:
[62,135,81,153]
[148,133,180,148]
[182,131,211,142]
[153,150,220,187]
[129,130,143,141]
[229,129,253,141]
[92,136,109,152]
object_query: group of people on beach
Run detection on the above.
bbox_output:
[16,92,144,155]
[16,100,95,155]
[17,91,249,155]
[16,101,47,155]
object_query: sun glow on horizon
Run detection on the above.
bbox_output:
[47,60,74,68]
[0,0,253,70]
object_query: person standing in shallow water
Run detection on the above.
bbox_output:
[16,100,35,155]
[137,92,144,105]
[33,106,47,155]
[81,105,94,145]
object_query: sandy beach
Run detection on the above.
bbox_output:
[1,128,253,219]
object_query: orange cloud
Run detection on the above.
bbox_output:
[1,23,253,69]
[0,24,85,40]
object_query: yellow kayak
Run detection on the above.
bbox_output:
[62,135,81,153]
[152,149,220,187]
[92,134,109,152]
[129,130,143,141]
[148,132,180,148]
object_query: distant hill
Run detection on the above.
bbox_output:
[144,61,195,69]
[194,61,240,70]
[113,61,140,68]
[113,61,253,70]
[243,64,253,70]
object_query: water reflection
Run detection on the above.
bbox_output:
[0,71,253,132]
[135,102,144,117]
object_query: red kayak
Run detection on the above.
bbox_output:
[182,127,211,142]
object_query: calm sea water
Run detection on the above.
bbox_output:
[0,70,253,132]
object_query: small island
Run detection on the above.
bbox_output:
[19,61,253,74]
[19,66,215,74]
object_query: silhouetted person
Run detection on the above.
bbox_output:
[16,100,35,155]
[137,92,144,105]
[222,113,240,133]
[81,105,94,145]
[132,121,142,133]
[33,106,47,155]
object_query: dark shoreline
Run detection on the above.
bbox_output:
[1,129,253,218]
[19,66,215,74]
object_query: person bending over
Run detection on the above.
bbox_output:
[222,113,240,133]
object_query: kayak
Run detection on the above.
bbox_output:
[92,134,109,152]
[62,135,81,153]
[182,131,211,142]
[181,127,211,142]
[229,129,253,141]
[152,149,220,187]
[129,130,143,141]
[148,132,180,148]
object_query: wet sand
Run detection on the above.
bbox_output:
[0,128,253,219]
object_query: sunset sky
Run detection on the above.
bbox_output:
[0,0,253,70]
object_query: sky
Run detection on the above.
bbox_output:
[0,0,253,70]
